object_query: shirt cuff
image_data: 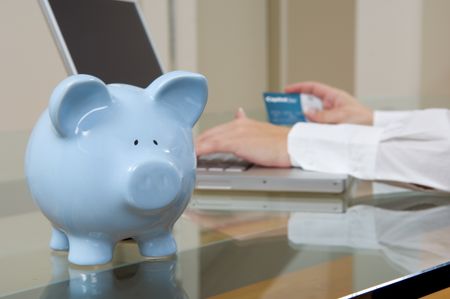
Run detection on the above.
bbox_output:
[374,110,413,127]
[288,123,383,179]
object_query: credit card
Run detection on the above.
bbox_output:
[263,92,323,126]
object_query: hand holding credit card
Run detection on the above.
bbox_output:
[263,92,323,126]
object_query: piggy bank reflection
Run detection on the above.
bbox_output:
[41,256,188,299]
[25,71,207,265]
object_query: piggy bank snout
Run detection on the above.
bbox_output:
[127,161,182,211]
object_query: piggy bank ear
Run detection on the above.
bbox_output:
[49,75,112,137]
[146,71,207,127]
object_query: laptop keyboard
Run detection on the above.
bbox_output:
[197,153,254,172]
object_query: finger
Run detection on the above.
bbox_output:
[196,135,236,156]
[195,139,219,156]
[285,81,337,103]
[197,113,256,143]
[235,107,247,119]
[323,93,337,109]
[196,121,237,143]
[305,110,343,124]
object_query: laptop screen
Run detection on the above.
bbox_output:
[47,0,163,88]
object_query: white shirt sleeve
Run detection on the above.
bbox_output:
[288,109,450,191]
[373,110,413,127]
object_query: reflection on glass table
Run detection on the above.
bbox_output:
[1,179,449,298]
[4,256,187,299]
[288,200,450,274]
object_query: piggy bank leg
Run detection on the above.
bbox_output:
[67,235,115,266]
[50,227,69,251]
[136,231,177,257]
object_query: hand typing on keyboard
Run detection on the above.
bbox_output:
[195,108,291,168]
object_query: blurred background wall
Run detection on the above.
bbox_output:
[1,0,450,181]
[0,0,170,180]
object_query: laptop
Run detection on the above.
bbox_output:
[40,0,349,195]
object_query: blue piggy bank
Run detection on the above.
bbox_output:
[25,71,207,265]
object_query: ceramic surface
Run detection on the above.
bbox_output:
[25,71,207,265]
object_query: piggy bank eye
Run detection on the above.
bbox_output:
[134,139,139,146]
[153,140,158,146]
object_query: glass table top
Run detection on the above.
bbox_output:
[0,178,449,298]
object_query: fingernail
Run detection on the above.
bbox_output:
[236,107,247,119]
